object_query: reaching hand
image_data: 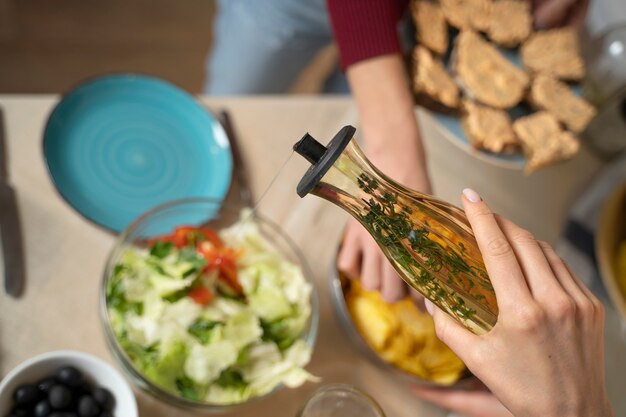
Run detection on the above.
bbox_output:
[413,380,513,417]
[338,219,407,301]
[339,53,432,302]
[337,143,431,302]
[533,0,589,28]
[422,189,614,417]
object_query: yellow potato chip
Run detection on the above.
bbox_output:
[392,299,434,346]
[346,290,399,350]
[394,355,429,379]
[345,280,466,384]
[379,328,416,364]
[428,368,466,385]
[421,338,464,368]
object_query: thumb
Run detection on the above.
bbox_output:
[534,0,575,28]
[412,385,514,417]
[425,300,480,363]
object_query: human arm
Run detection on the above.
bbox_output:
[419,188,614,417]
[327,0,431,301]
[338,54,431,301]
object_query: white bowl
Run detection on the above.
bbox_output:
[0,350,138,417]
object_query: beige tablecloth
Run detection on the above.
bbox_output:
[1,95,623,416]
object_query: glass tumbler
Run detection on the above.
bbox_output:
[298,384,385,417]
[583,23,626,107]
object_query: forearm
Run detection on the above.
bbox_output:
[346,54,430,190]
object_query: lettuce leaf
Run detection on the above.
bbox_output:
[184,341,238,385]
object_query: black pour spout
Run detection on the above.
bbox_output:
[293,125,356,198]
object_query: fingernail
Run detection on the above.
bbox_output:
[462,188,481,203]
[424,299,435,315]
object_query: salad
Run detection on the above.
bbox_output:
[106,214,317,405]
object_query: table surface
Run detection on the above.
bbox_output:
[1,95,624,417]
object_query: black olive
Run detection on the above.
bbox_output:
[13,384,41,405]
[48,385,72,410]
[77,396,100,417]
[9,407,30,417]
[34,400,52,417]
[91,388,114,411]
[37,378,58,394]
[55,367,84,388]
[68,383,89,401]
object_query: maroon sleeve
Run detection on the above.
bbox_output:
[327,0,409,70]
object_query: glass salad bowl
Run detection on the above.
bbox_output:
[99,198,319,411]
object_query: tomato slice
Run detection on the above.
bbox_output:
[198,244,244,296]
[216,262,244,295]
[188,287,214,306]
[175,226,222,248]
[150,226,244,297]
[149,226,222,248]
[197,227,223,248]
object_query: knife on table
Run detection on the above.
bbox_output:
[0,107,25,297]
[218,110,254,207]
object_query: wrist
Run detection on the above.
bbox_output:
[347,54,416,128]
[365,136,431,193]
[363,121,422,158]
[346,54,431,192]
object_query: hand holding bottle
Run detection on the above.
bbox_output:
[421,189,614,417]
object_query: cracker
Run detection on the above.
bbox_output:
[521,28,585,81]
[529,74,596,134]
[440,0,492,31]
[461,100,518,153]
[512,112,580,173]
[412,0,449,55]
[454,30,529,109]
[487,0,532,47]
[413,45,460,111]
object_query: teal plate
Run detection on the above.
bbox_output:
[43,75,233,232]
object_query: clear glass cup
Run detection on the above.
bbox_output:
[298,384,385,417]
[583,23,626,107]
[581,24,626,158]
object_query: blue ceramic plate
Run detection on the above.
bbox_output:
[44,75,233,232]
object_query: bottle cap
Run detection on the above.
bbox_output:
[293,125,356,197]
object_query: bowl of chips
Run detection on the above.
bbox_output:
[329,260,470,386]
[596,182,626,324]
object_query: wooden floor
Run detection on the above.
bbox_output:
[0,0,334,95]
[0,0,215,94]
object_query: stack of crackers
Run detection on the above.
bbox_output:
[411,0,596,173]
